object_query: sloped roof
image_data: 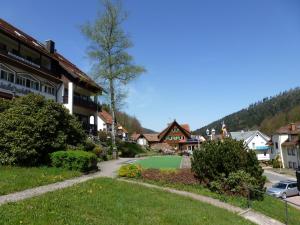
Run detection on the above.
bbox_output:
[230,130,270,143]
[143,133,159,142]
[131,132,140,141]
[276,122,300,134]
[0,19,102,92]
[158,120,191,140]
[99,110,113,124]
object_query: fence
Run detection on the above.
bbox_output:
[246,186,300,225]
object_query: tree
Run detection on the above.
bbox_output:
[0,94,86,166]
[81,0,145,158]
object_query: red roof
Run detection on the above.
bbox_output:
[158,120,191,140]
[0,19,101,92]
[181,124,190,133]
[99,110,113,124]
[276,122,300,134]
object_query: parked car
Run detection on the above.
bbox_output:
[266,180,299,199]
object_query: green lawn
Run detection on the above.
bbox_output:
[135,156,182,169]
[0,166,82,195]
[0,178,254,225]
[138,179,300,225]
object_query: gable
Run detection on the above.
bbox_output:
[246,131,270,145]
[158,121,191,141]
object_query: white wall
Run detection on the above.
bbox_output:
[97,116,107,131]
[246,132,270,161]
[137,137,147,146]
[271,134,288,168]
[246,134,268,150]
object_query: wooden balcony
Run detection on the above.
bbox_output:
[63,95,101,111]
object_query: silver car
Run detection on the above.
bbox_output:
[267,180,299,199]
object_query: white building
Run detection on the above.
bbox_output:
[0,19,102,135]
[270,123,300,169]
[230,130,271,161]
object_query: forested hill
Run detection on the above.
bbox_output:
[194,87,300,135]
[101,104,144,135]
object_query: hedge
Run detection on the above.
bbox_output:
[50,150,98,172]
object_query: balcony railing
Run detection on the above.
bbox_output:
[63,95,101,111]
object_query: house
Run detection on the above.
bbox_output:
[230,130,271,161]
[0,19,102,134]
[98,109,128,140]
[269,122,300,169]
[132,120,204,152]
[117,125,129,141]
[134,133,159,147]
[98,110,113,132]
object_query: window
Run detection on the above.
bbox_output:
[288,162,293,168]
[0,33,18,53]
[292,149,296,156]
[0,68,14,83]
[275,142,279,149]
[293,162,297,169]
[16,74,40,91]
[43,84,55,95]
[20,44,40,65]
[264,152,267,156]
[252,142,255,149]
[41,56,51,70]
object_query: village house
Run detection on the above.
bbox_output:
[269,122,300,169]
[0,19,102,134]
[230,130,271,161]
[98,109,128,140]
[132,120,204,152]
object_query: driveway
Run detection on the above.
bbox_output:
[263,169,300,209]
[263,169,296,187]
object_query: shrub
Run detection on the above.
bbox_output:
[272,155,281,168]
[118,164,142,178]
[118,142,145,157]
[0,94,86,166]
[50,150,97,172]
[192,139,266,200]
[92,145,103,158]
[84,139,96,151]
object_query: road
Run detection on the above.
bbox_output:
[263,169,296,186]
[263,169,300,209]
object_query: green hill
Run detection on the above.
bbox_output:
[194,87,300,135]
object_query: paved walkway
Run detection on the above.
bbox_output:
[121,179,284,225]
[0,157,285,225]
[0,158,133,206]
[180,156,191,169]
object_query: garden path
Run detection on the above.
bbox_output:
[0,158,134,206]
[0,157,285,225]
[120,179,284,225]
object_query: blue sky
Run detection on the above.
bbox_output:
[1,0,300,131]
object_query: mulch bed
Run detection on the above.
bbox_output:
[141,169,199,185]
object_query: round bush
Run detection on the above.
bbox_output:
[0,94,86,166]
[192,139,266,199]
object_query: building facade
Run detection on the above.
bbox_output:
[270,123,300,169]
[230,130,271,161]
[132,120,203,152]
[0,19,102,134]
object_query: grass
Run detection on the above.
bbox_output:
[0,166,82,195]
[0,178,254,225]
[137,179,300,225]
[135,156,182,169]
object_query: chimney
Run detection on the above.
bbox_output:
[45,40,55,54]
[290,123,296,131]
